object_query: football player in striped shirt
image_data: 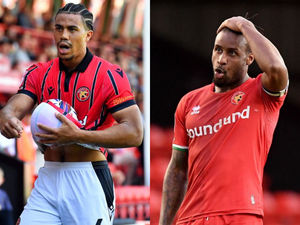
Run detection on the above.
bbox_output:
[0,3,143,225]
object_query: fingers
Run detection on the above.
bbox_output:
[37,113,72,133]
[35,131,57,139]
[35,132,58,145]
[1,128,19,138]
[217,16,253,34]
[55,113,69,123]
[37,123,56,133]
[36,123,58,144]
[217,18,237,34]
[216,22,226,34]
[36,132,72,146]
[0,118,23,138]
[35,113,78,145]
[56,113,80,129]
[36,121,69,145]
[11,118,23,133]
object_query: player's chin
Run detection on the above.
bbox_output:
[213,77,226,87]
[58,54,74,61]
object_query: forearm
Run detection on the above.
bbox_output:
[240,22,287,76]
[0,101,20,121]
[76,121,143,148]
[0,94,33,120]
[159,163,188,225]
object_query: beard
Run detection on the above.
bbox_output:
[213,76,227,87]
[213,70,244,89]
[59,54,74,61]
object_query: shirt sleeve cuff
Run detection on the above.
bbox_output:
[17,90,37,103]
[108,99,136,113]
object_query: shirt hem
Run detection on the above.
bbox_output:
[176,209,263,224]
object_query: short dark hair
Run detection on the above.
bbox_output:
[55,3,94,31]
[218,27,252,53]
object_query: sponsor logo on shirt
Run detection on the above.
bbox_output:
[187,105,250,138]
[76,86,90,102]
[191,105,200,115]
[112,96,132,105]
[231,91,245,104]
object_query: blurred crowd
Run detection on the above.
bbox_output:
[0,2,145,189]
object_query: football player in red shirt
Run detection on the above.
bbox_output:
[159,16,288,225]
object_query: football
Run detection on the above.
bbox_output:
[30,99,82,145]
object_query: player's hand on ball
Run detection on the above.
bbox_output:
[35,113,81,146]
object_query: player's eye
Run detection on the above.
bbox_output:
[69,27,78,32]
[214,46,222,53]
[229,50,237,56]
[55,26,63,32]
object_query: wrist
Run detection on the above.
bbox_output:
[74,128,85,144]
[239,20,256,33]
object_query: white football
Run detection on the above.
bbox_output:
[30,99,81,145]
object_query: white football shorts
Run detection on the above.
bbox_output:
[19,161,115,225]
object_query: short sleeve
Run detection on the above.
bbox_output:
[103,65,136,113]
[17,64,40,103]
[255,74,287,112]
[172,96,189,152]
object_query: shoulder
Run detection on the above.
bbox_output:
[180,84,211,103]
[93,55,123,72]
[24,58,57,74]
[92,55,113,68]
[244,74,262,88]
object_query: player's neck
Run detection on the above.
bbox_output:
[61,51,86,72]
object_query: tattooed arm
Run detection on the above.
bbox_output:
[159,149,188,225]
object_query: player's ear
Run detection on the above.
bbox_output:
[86,30,93,42]
[246,53,254,66]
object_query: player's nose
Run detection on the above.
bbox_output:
[61,28,69,40]
[218,53,227,65]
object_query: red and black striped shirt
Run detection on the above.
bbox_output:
[18,49,136,153]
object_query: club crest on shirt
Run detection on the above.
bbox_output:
[191,105,200,115]
[76,86,90,102]
[231,91,245,105]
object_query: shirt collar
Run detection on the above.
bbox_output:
[59,48,93,73]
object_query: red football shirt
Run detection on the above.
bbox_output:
[172,74,286,223]
[18,49,135,154]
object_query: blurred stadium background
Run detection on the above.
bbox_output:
[0,0,149,225]
[151,0,300,225]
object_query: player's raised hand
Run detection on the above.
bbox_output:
[217,16,255,34]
